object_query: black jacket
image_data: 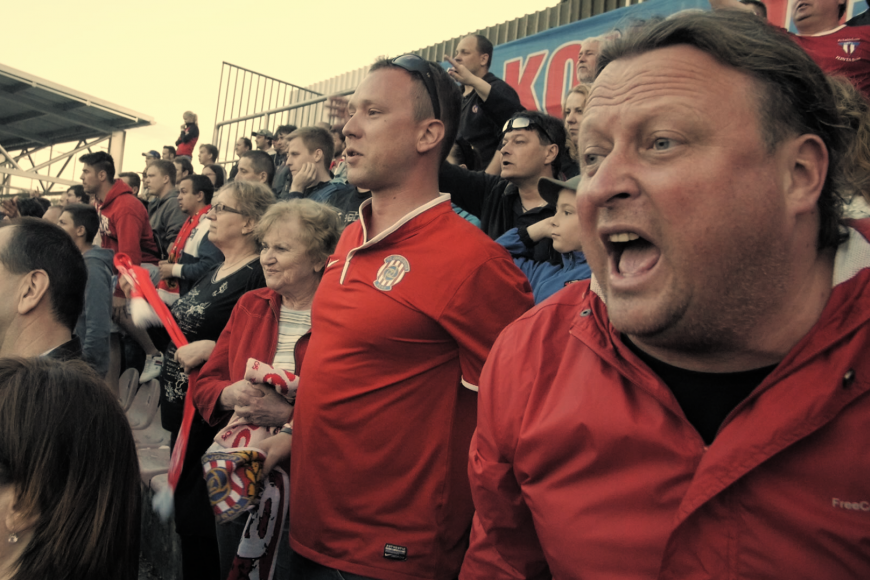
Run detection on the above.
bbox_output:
[459,72,524,165]
[438,162,555,261]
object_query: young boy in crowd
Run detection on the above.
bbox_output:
[497,175,590,303]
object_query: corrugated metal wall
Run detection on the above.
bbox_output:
[305,0,642,95]
[213,0,639,162]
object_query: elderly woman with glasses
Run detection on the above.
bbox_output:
[144,180,275,580]
[190,198,342,579]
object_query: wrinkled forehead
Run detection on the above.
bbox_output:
[585,46,756,125]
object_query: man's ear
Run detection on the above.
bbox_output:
[313,149,324,165]
[544,143,559,167]
[784,133,827,217]
[417,120,446,156]
[18,270,49,315]
[17,270,50,316]
[481,52,490,68]
[75,224,87,240]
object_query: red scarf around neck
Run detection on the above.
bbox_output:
[157,205,211,304]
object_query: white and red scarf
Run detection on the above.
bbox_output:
[157,205,210,305]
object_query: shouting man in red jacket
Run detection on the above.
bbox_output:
[462,11,870,580]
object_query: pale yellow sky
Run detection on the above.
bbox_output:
[5,0,558,179]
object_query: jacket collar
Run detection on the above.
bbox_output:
[574,222,870,525]
[501,181,520,198]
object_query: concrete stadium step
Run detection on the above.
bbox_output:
[128,379,160,430]
[138,446,170,486]
[134,418,171,449]
[119,367,140,412]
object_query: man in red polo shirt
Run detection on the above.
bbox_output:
[275,56,533,580]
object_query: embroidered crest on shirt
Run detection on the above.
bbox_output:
[839,39,861,56]
[374,255,410,291]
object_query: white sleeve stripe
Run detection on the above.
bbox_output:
[461,377,479,392]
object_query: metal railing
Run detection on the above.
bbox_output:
[212,63,323,165]
[303,0,643,97]
[211,0,641,166]
[212,89,355,168]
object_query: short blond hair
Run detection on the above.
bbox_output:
[564,84,589,162]
[217,181,275,233]
[255,199,342,268]
[565,83,590,104]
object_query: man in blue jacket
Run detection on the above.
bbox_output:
[57,204,113,376]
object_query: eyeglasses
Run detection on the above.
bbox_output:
[211,203,242,216]
[502,116,558,145]
[391,54,441,120]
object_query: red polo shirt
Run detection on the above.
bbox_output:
[289,195,533,580]
[792,25,870,99]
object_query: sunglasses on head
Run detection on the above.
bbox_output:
[502,116,558,145]
[391,54,441,120]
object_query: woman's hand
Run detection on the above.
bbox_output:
[259,430,293,472]
[175,340,216,373]
[218,379,264,411]
[234,383,294,427]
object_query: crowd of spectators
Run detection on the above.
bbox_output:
[2,3,870,579]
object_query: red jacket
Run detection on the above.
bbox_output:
[461,220,870,580]
[96,180,159,296]
[190,287,310,426]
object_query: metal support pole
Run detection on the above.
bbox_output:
[29,135,110,171]
[108,131,126,172]
[0,142,24,171]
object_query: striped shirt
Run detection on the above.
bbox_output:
[272,307,312,373]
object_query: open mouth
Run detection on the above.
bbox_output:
[607,231,661,278]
